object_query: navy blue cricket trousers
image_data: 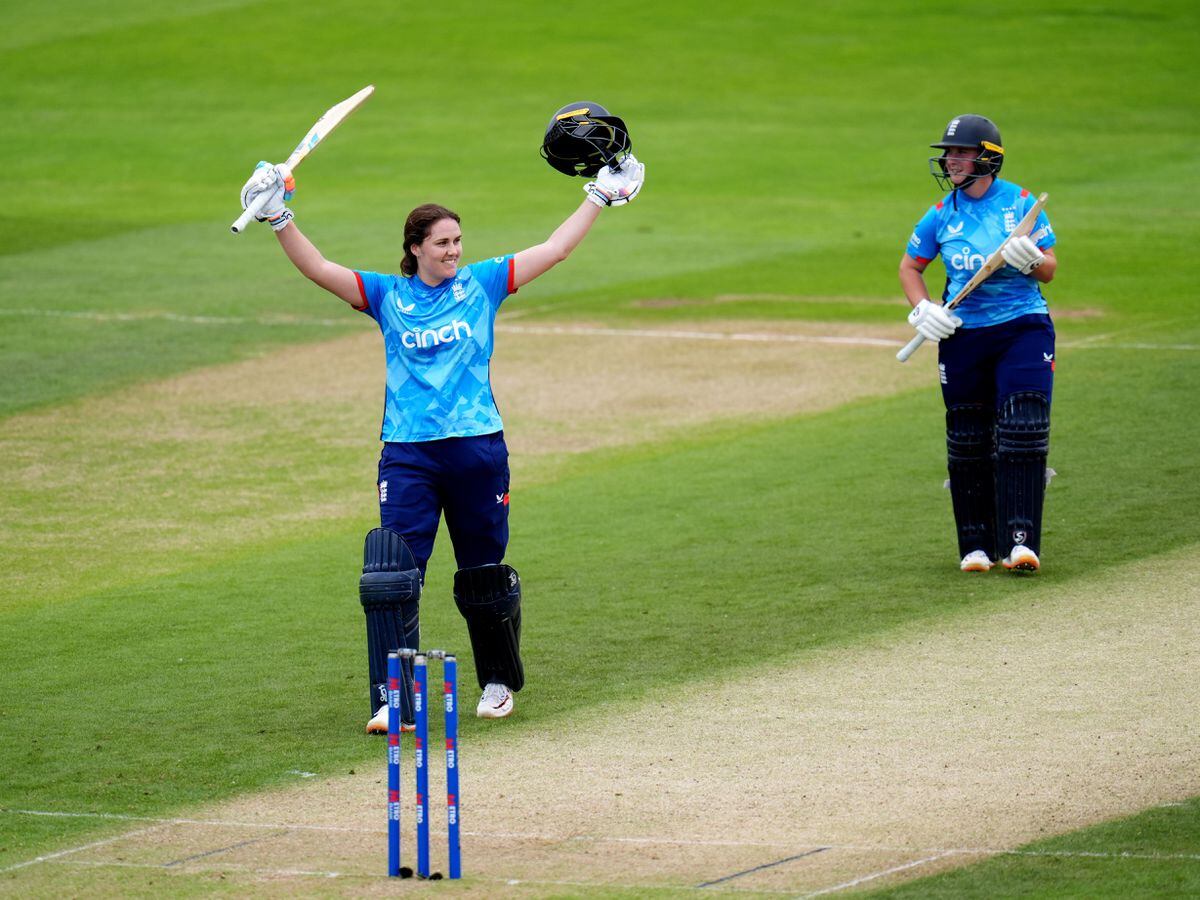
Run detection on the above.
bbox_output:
[377,431,511,578]
[938,314,1056,408]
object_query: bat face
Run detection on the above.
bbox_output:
[230,84,374,234]
[287,85,375,166]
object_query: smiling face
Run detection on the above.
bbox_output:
[412,217,462,285]
[942,146,981,186]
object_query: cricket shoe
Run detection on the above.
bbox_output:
[1002,544,1040,573]
[960,550,994,572]
[476,683,514,719]
[366,704,415,735]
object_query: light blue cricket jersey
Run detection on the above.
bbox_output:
[355,256,516,442]
[905,179,1056,329]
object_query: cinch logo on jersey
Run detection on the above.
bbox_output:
[950,248,987,271]
[400,319,473,349]
[903,179,1054,330]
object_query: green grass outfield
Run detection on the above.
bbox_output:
[3,0,1199,894]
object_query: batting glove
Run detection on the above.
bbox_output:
[1001,234,1045,275]
[584,154,645,207]
[907,298,963,342]
[240,161,296,231]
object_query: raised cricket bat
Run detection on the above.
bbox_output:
[896,192,1049,362]
[231,85,375,234]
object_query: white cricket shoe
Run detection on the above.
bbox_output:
[366,704,414,735]
[1002,544,1041,573]
[960,550,994,572]
[476,683,514,719]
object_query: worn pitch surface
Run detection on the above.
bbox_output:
[10,548,1197,895]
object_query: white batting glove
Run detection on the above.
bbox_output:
[1001,234,1045,275]
[907,299,963,342]
[584,154,645,207]
[239,161,295,231]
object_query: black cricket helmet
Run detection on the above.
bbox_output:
[540,102,631,177]
[929,114,1004,191]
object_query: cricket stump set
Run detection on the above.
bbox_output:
[387,650,462,880]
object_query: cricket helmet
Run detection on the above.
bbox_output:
[929,114,1004,191]
[540,101,631,177]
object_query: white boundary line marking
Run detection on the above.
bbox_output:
[804,851,956,896]
[0,307,1195,351]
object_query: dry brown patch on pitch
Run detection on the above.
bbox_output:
[1,320,923,602]
[492,317,926,455]
[630,293,898,308]
[38,547,1197,895]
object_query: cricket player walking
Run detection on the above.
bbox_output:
[238,122,645,730]
[898,114,1058,573]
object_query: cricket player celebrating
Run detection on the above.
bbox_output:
[238,118,644,729]
[899,114,1058,573]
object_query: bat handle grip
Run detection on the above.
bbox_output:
[231,191,271,234]
[896,333,925,362]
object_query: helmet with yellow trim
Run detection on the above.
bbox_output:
[540,101,631,177]
[929,114,1004,191]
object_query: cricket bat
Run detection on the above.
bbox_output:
[231,85,375,234]
[896,192,1049,362]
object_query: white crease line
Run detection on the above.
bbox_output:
[849,843,1200,862]
[803,851,956,896]
[570,833,810,848]
[3,809,375,834]
[0,308,350,327]
[7,810,1200,862]
[50,858,802,894]
[496,323,900,348]
[0,826,161,875]
[0,307,894,346]
[1063,341,1200,351]
[1,307,1197,351]
[53,859,341,878]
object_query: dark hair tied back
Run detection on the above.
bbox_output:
[402,204,461,276]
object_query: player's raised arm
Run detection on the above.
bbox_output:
[239,162,362,307]
[513,102,644,290]
[513,156,645,289]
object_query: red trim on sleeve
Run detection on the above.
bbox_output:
[913,255,933,266]
[935,201,944,210]
[506,256,517,295]
[352,271,368,311]
[1020,188,1029,198]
